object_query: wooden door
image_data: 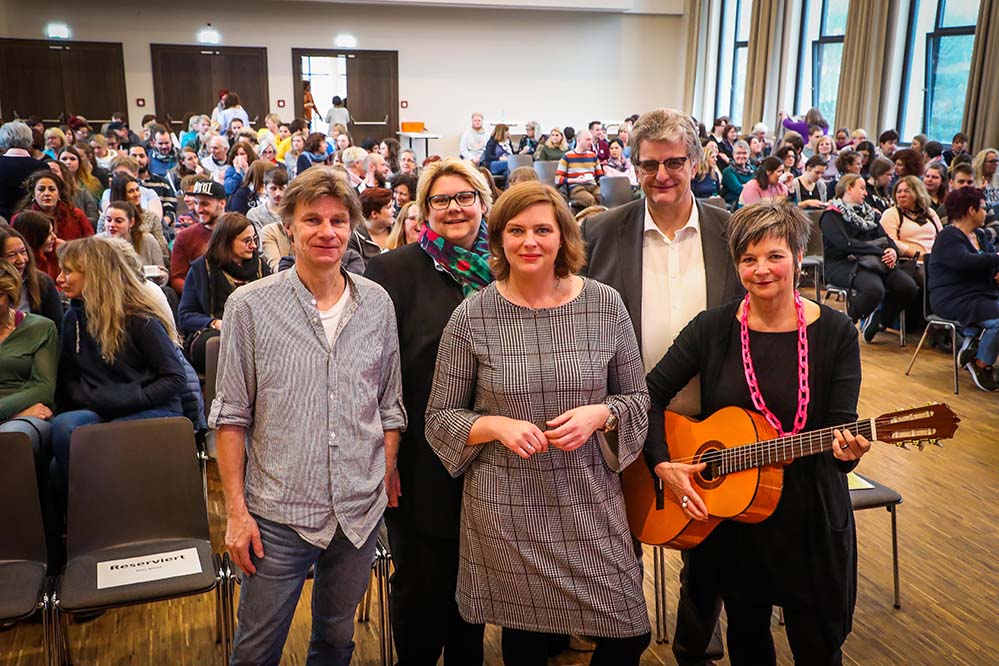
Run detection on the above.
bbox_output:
[292,48,398,137]
[151,44,269,132]
[0,39,125,126]
[59,42,127,124]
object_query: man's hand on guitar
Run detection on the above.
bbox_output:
[831,428,872,461]
[653,461,709,521]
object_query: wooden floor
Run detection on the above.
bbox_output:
[2,320,996,665]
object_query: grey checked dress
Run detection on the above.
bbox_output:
[425,279,651,637]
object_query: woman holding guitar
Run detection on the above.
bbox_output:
[645,202,872,664]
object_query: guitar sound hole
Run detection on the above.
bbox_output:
[693,444,726,490]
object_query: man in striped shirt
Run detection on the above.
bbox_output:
[211,167,406,664]
[556,129,604,208]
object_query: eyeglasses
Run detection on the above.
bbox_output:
[637,157,689,175]
[985,159,999,164]
[428,190,478,210]
[237,236,258,247]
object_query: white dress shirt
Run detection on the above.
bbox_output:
[641,199,707,416]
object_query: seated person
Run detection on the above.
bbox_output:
[386,201,422,250]
[222,141,258,197]
[228,160,274,216]
[170,180,226,295]
[106,173,169,263]
[508,166,539,187]
[533,127,568,163]
[821,174,918,340]
[12,211,60,283]
[720,140,754,208]
[738,156,790,207]
[923,163,949,219]
[0,258,58,474]
[355,187,395,255]
[691,142,722,198]
[865,157,895,212]
[14,170,94,244]
[391,173,418,215]
[51,237,186,503]
[482,124,515,177]
[101,200,165,268]
[178,213,270,373]
[249,168,288,256]
[791,155,831,209]
[555,130,603,208]
[603,138,638,187]
[0,225,62,331]
[931,187,999,391]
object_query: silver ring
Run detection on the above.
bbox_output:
[526,444,534,451]
[681,495,689,503]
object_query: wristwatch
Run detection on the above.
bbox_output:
[601,406,618,433]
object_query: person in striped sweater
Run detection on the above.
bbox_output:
[555,130,604,207]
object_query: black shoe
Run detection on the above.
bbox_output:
[957,335,978,367]
[966,362,999,392]
[862,310,882,343]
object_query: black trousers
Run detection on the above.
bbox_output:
[501,627,650,666]
[724,597,845,666]
[896,259,926,331]
[673,550,726,666]
[846,266,918,323]
[384,514,484,666]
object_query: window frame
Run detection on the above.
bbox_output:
[714,0,750,122]
[794,0,847,118]
[897,0,977,138]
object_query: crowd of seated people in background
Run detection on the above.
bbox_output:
[0,95,997,585]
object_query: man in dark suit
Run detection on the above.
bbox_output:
[581,107,743,666]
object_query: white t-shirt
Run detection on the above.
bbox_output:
[318,284,351,347]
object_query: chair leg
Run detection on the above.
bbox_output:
[905,325,934,375]
[41,595,51,666]
[653,545,669,644]
[379,554,393,666]
[59,608,72,666]
[898,311,906,347]
[890,505,901,609]
[951,326,960,395]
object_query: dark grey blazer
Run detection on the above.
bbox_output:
[580,197,744,348]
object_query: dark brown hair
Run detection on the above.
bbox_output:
[205,212,255,266]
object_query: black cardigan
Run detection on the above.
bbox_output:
[820,207,899,287]
[364,243,467,539]
[928,225,999,326]
[644,299,860,621]
[57,302,186,419]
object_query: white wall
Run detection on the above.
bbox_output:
[1,0,688,156]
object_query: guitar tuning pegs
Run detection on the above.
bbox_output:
[898,441,910,450]
[933,439,944,448]
[915,441,926,451]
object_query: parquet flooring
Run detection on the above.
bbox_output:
[2,321,996,665]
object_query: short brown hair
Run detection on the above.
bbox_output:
[727,202,811,271]
[486,182,586,281]
[279,166,363,231]
[359,187,392,219]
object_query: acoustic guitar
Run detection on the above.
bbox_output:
[621,403,959,549]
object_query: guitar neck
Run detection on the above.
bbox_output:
[711,417,876,477]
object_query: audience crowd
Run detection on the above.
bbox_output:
[0,88,997,665]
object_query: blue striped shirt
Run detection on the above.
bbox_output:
[209,267,407,548]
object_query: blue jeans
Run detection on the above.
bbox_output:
[489,160,509,176]
[230,515,379,666]
[969,318,999,365]
[50,407,182,498]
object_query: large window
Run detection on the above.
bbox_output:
[715,0,752,123]
[898,0,979,141]
[794,0,849,123]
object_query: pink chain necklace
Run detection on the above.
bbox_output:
[740,291,811,437]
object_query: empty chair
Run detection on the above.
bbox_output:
[506,154,533,172]
[0,432,51,664]
[600,176,634,209]
[801,210,825,301]
[849,473,904,608]
[53,417,227,664]
[534,160,560,187]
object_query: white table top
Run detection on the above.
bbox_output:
[397,131,442,139]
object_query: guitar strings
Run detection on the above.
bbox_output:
[660,417,884,468]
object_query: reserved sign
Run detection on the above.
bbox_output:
[96,547,203,589]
